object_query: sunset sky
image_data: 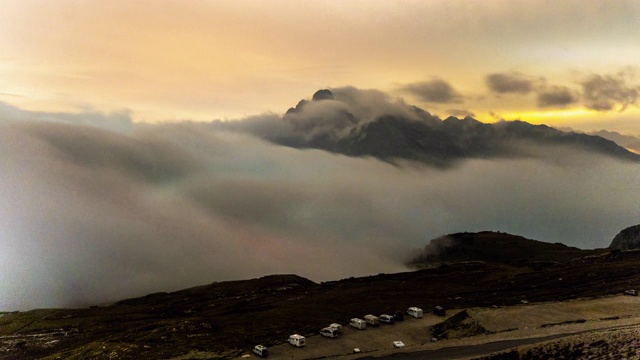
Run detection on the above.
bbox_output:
[2,0,639,133]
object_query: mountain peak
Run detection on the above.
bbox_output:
[312,89,334,101]
[274,88,640,166]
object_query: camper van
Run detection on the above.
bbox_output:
[364,314,379,327]
[350,318,367,330]
[379,314,395,324]
[329,323,343,334]
[252,345,269,357]
[320,327,339,338]
[288,334,306,347]
[407,307,423,318]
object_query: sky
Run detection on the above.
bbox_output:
[1,0,640,133]
[2,1,640,310]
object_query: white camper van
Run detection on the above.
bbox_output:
[252,345,269,357]
[288,334,306,347]
[350,318,367,330]
[320,327,339,338]
[329,323,343,334]
[407,307,423,318]
[364,314,379,326]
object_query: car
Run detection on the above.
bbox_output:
[392,341,405,348]
[252,345,269,358]
[393,311,405,321]
[379,314,395,324]
[625,289,638,296]
[433,306,446,316]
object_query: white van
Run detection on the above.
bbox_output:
[320,327,339,338]
[407,307,423,318]
[288,334,305,347]
[252,345,269,357]
[329,323,343,334]
[364,314,379,326]
[350,318,367,330]
[379,314,395,324]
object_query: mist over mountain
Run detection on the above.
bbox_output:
[219,88,640,167]
[590,130,640,154]
[1,90,640,310]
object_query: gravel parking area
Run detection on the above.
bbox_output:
[238,312,455,359]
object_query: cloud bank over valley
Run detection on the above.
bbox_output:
[1,94,639,310]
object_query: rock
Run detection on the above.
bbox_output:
[312,89,334,101]
[609,224,640,250]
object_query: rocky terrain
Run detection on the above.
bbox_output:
[3,232,640,359]
[609,224,640,250]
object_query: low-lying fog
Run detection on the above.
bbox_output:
[1,102,639,310]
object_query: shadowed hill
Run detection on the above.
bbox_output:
[4,233,640,359]
[410,231,606,267]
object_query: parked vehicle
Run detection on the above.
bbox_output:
[320,327,339,338]
[625,289,638,296]
[350,318,367,330]
[433,306,446,316]
[252,345,269,358]
[288,334,305,347]
[379,314,395,324]
[364,314,379,326]
[392,341,405,348]
[407,307,423,318]
[329,323,343,333]
[393,311,405,321]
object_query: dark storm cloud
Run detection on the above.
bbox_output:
[537,86,579,108]
[486,72,535,94]
[1,95,639,311]
[581,72,640,111]
[400,79,464,103]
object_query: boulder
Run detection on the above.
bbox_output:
[609,224,640,250]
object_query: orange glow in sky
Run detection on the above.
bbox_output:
[1,0,639,133]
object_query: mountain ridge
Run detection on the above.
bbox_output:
[275,89,640,166]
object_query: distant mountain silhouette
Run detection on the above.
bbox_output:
[591,130,640,154]
[275,89,640,166]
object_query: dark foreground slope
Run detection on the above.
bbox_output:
[3,238,640,359]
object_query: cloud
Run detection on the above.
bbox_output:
[1,100,639,311]
[216,86,434,144]
[0,101,134,132]
[581,71,640,111]
[537,86,579,107]
[400,79,464,103]
[447,109,476,118]
[486,72,535,94]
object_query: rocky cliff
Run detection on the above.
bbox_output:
[609,224,640,250]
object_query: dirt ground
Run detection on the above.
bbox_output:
[235,312,452,359]
[469,294,640,333]
[236,295,640,360]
